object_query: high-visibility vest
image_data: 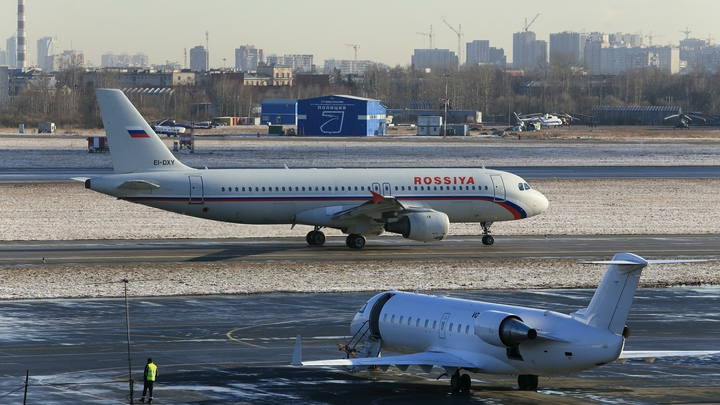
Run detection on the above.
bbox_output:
[146,363,157,381]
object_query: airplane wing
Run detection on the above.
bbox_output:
[292,336,477,372]
[333,191,433,220]
[618,350,720,364]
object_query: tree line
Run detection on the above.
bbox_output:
[2,61,719,129]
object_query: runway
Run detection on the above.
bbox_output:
[0,288,718,404]
[2,234,719,268]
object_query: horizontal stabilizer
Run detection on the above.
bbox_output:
[618,350,720,364]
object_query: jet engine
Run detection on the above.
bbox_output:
[383,212,449,242]
[474,310,537,348]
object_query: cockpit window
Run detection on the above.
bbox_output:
[358,302,367,314]
[524,183,531,190]
[518,183,524,191]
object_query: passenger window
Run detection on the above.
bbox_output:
[322,187,325,191]
[242,187,245,192]
[434,186,437,191]
[449,322,453,331]
[282,187,285,191]
[485,186,488,190]
[440,186,443,190]
[235,187,239,192]
[465,325,470,334]
[302,187,305,191]
[255,187,259,192]
[433,321,437,329]
[408,317,412,325]
[335,186,338,191]
[221,187,225,191]
[262,187,266,192]
[416,318,420,327]
[383,314,387,322]
[275,187,279,191]
[315,187,318,191]
[424,319,429,328]
[453,186,456,190]
[472,186,475,190]
[415,186,418,191]
[399,316,403,324]
[391,315,395,323]
[457,324,461,333]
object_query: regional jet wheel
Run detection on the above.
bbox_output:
[346,234,366,249]
[482,235,494,245]
[312,231,326,246]
[306,231,315,245]
[460,373,471,391]
[450,372,461,393]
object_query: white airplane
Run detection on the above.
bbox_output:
[81,89,548,249]
[293,253,719,391]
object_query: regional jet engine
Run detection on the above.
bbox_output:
[474,310,537,348]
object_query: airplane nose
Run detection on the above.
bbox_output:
[533,191,549,215]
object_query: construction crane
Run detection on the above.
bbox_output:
[442,19,463,69]
[680,27,691,40]
[524,13,539,32]
[345,43,359,75]
[645,31,664,47]
[416,25,434,49]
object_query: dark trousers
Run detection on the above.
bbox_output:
[142,380,154,397]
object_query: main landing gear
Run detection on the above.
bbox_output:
[345,234,366,249]
[306,227,326,246]
[481,221,494,246]
[517,374,538,391]
[450,370,471,393]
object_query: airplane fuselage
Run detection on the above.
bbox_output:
[350,291,624,376]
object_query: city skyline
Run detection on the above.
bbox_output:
[1,0,718,69]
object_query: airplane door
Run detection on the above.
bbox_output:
[382,182,392,196]
[439,312,451,339]
[189,175,204,204]
[369,293,394,338]
[490,174,506,202]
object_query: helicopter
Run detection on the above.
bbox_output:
[664,112,706,129]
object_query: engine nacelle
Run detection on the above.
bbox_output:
[383,212,449,242]
[474,310,537,348]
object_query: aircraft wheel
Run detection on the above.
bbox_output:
[306,231,315,245]
[450,372,461,393]
[460,373,471,392]
[346,234,366,249]
[518,374,538,391]
[482,235,494,245]
[311,231,326,246]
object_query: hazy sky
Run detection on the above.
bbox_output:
[2,0,718,68]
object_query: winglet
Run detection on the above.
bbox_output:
[291,335,303,366]
[370,190,383,204]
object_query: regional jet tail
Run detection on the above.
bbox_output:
[83,89,548,249]
[294,253,718,391]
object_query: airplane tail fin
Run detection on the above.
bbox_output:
[571,253,647,335]
[96,88,192,174]
[572,253,708,335]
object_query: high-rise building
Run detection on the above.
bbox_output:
[513,31,546,70]
[265,54,313,72]
[466,40,490,65]
[549,31,586,65]
[132,53,149,68]
[0,48,6,65]
[189,46,208,71]
[489,47,507,67]
[37,36,59,72]
[411,49,458,71]
[6,36,17,68]
[235,45,264,72]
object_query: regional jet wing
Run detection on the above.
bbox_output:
[618,350,720,364]
[301,350,477,370]
[333,191,433,220]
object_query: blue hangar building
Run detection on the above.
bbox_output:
[297,95,387,136]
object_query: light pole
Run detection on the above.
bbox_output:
[123,279,134,404]
[443,74,451,138]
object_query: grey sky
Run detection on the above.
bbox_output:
[2,0,718,68]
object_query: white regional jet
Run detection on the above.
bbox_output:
[83,89,548,249]
[293,253,719,391]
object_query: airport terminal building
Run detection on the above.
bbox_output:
[297,95,386,136]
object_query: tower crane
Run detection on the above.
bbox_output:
[442,19,463,69]
[645,32,664,47]
[680,27,691,40]
[416,25,434,49]
[345,44,359,75]
[524,13,539,32]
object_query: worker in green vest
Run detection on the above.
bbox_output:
[140,358,157,403]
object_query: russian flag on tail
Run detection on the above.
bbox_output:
[126,126,150,138]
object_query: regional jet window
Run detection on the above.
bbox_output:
[465,325,470,334]
[424,319,429,328]
[407,317,412,325]
[383,314,387,322]
[416,318,420,327]
[399,316,403,324]
[457,324,461,333]
[432,320,437,329]
[449,323,453,331]
[391,315,395,323]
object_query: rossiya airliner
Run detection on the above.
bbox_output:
[81,89,549,249]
